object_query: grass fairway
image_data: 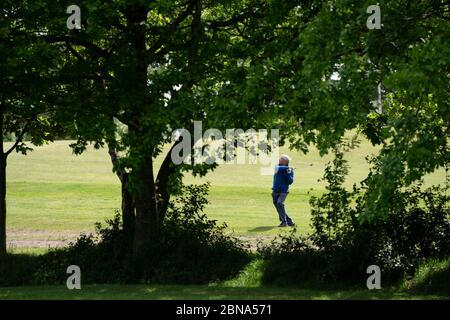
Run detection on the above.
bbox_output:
[5,138,446,250]
[2,139,448,300]
[0,284,447,300]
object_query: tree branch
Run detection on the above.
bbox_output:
[146,0,197,55]
[65,42,114,81]
[5,121,30,157]
[205,6,264,29]
[108,143,126,182]
[155,138,183,219]
[65,42,86,63]
[43,35,109,58]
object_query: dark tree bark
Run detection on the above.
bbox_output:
[132,155,159,259]
[0,117,6,256]
[122,4,164,260]
[0,106,29,256]
[120,172,135,240]
[108,146,135,241]
[155,141,181,221]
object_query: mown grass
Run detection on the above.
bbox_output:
[2,138,448,299]
[6,139,446,248]
[401,257,450,296]
[1,255,449,299]
[1,284,447,300]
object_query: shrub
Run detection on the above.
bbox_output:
[258,231,330,288]
[375,185,450,275]
[0,254,39,286]
[259,146,450,287]
[140,184,251,284]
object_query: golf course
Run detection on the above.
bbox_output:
[1,138,448,299]
[6,138,444,251]
[2,0,449,304]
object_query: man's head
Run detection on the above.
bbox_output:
[279,154,291,166]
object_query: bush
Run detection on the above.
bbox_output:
[31,214,135,285]
[257,231,330,288]
[139,184,251,284]
[259,146,450,287]
[0,254,39,286]
[0,184,251,286]
[375,185,450,275]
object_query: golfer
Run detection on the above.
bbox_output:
[272,155,295,227]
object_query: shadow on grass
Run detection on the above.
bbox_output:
[248,226,277,232]
[0,284,447,300]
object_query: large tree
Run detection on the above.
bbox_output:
[35,0,315,259]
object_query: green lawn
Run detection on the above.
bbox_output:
[0,284,447,300]
[2,138,448,300]
[5,138,446,249]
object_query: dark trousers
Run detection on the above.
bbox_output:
[272,192,293,225]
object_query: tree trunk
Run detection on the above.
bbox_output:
[108,146,135,240]
[155,141,181,221]
[132,155,159,259]
[0,117,7,256]
[123,3,159,259]
[120,172,135,240]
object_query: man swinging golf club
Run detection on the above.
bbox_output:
[272,154,295,227]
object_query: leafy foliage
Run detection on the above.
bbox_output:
[0,0,66,150]
[268,0,449,218]
[259,145,449,287]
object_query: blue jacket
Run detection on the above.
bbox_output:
[272,165,294,193]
